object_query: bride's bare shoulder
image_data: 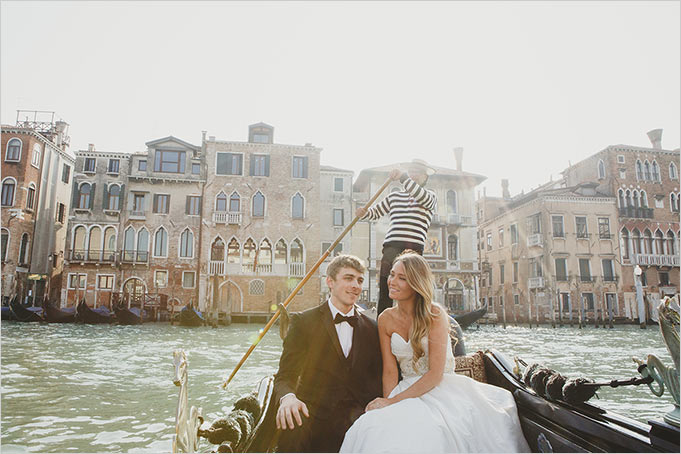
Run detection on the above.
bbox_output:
[377,307,398,331]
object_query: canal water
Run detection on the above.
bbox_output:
[0,321,674,453]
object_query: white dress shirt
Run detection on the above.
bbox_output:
[328,300,356,358]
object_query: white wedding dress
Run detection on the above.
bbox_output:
[340,333,530,453]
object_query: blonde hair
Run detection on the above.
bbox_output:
[393,251,438,365]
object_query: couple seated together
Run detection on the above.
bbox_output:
[273,252,529,453]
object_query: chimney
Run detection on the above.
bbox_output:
[201,130,207,142]
[647,129,662,149]
[453,147,463,171]
[88,143,95,152]
[501,179,510,199]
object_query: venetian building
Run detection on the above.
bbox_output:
[2,111,75,305]
[477,180,622,324]
[352,148,485,313]
[200,123,321,320]
[562,129,680,319]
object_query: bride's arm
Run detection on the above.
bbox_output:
[378,311,399,398]
[385,306,449,405]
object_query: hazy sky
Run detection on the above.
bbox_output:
[2,1,679,197]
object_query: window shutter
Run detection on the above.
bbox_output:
[303,157,308,178]
[89,183,96,209]
[185,196,190,214]
[198,196,202,215]
[103,184,109,210]
[249,155,256,176]
[153,194,158,212]
[72,184,80,208]
[265,155,270,176]
[120,184,125,205]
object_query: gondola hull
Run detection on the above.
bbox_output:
[9,298,44,322]
[113,306,143,325]
[42,302,76,323]
[75,300,115,324]
[452,304,487,329]
[174,304,205,327]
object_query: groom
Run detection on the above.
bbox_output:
[273,254,383,453]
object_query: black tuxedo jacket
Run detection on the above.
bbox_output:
[273,302,382,452]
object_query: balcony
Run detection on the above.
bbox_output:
[631,253,680,267]
[619,207,654,219]
[433,213,473,226]
[602,274,619,282]
[527,233,543,247]
[70,250,116,263]
[579,275,593,282]
[130,210,146,220]
[241,264,273,274]
[209,260,225,275]
[289,262,305,277]
[120,251,149,263]
[528,277,545,289]
[213,212,242,225]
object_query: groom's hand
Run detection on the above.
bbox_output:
[276,394,310,430]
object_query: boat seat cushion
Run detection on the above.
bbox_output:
[454,350,487,383]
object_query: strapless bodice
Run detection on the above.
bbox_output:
[390,332,455,378]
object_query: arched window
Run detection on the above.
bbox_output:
[643,229,653,254]
[243,238,257,264]
[179,229,193,258]
[215,192,227,212]
[621,228,630,259]
[73,226,86,260]
[1,178,16,206]
[103,227,116,261]
[671,193,679,213]
[651,161,660,182]
[229,192,240,212]
[137,228,149,261]
[249,279,265,295]
[123,227,135,261]
[290,238,304,263]
[447,234,458,261]
[618,189,625,208]
[108,184,121,210]
[79,183,91,209]
[667,231,677,256]
[625,190,633,208]
[252,191,265,217]
[258,239,272,265]
[26,183,36,210]
[18,233,29,265]
[597,159,606,179]
[640,190,648,208]
[153,227,167,257]
[636,160,643,180]
[446,190,457,213]
[632,229,641,255]
[88,226,101,260]
[292,193,304,219]
[5,138,21,161]
[275,239,287,264]
[211,238,225,261]
[1,228,9,262]
[227,238,240,263]
[670,162,678,180]
[654,230,665,255]
[644,161,651,180]
[31,144,41,168]
[632,190,640,208]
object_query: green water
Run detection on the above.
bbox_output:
[0,322,675,453]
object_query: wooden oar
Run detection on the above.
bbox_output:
[222,176,393,389]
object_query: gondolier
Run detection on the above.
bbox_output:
[355,159,437,316]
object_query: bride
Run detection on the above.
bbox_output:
[340,252,530,453]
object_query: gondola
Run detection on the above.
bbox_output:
[42,300,76,323]
[9,297,44,322]
[1,305,16,321]
[74,300,115,324]
[113,304,144,325]
[174,303,205,327]
[452,303,487,329]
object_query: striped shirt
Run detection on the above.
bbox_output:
[362,177,437,246]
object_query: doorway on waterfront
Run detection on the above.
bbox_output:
[444,278,464,313]
[605,293,618,317]
[218,280,242,313]
[122,277,146,307]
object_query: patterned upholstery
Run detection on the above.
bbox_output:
[454,350,487,383]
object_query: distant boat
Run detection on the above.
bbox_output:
[1,306,15,321]
[42,300,76,323]
[75,300,115,324]
[452,304,487,329]
[113,304,144,325]
[175,303,205,327]
[9,297,44,322]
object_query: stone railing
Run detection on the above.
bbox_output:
[632,253,680,267]
[213,212,242,225]
[528,276,545,289]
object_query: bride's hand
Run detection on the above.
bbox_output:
[365,397,392,412]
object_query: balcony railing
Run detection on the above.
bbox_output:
[289,262,305,277]
[213,211,242,225]
[579,275,593,282]
[70,249,116,262]
[433,213,473,226]
[209,260,224,275]
[120,250,149,263]
[554,274,568,282]
[619,207,654,219]
[631,253,680,267]
[528,276,545,289]
[527,233,542,247]
[241,264,273,274]
[602,274,619,282]
[130,210,146,219]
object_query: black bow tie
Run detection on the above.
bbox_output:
[334,313,358,328]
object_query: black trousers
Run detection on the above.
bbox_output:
[377,242,424,316]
